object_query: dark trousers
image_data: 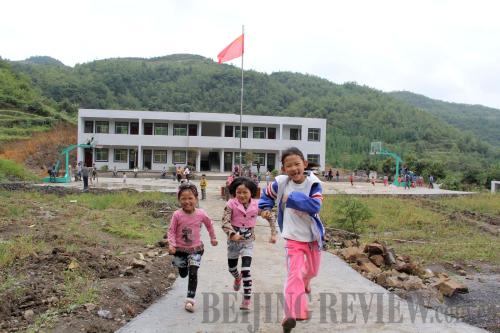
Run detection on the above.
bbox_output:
[83,176,89,191]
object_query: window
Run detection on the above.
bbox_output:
[154,123,168,135]
[173,124,187,136]
[289,128,300,140]
[253,127,266,139]
[267,127,276,139]
[253,153,265,165]
[234,152,246,165]
[308,128,320,141]
[188,124,198,136]
[235,126,248,138]
[307,154,320,165]
[95,121,109,134]
[173,150,187,164]
[84,121,94,133]
[115,122,129,134]
[95,148,109,162]
[130,122,139,135]
[225,125,233,137]
[144,123,153,135]
[153,150,167,163]
[114,149,128,163]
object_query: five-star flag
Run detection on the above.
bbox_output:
[217,34,244,64]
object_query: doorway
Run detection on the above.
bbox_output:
[143,150,152,170]
[267,153,276,171]
[224,152,233,172]
[129,149,138,169]
[84,148,93,167]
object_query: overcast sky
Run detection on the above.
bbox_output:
[2,0,499,109]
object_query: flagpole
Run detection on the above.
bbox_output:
[238,25,244,177]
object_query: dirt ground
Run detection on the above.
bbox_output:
[0,184,176,333]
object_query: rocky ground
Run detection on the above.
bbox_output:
[326,229,499,332]
[0,184,177,333]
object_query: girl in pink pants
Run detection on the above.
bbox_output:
[259,147,325,333]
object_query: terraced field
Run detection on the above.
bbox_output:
[0,109,56,143]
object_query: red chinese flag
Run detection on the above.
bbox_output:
[217,34,244,64]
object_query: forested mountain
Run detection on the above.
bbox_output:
[3,54,500,188]
[0,58,73,143]
[390,91,500,147]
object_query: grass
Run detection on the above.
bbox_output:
[321,195,500,265]
[436,193,500,215]
[0,235,48,268]
[0,158,39,182]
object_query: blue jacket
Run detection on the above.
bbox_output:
[258,173,325,248]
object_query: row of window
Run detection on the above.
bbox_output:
[84,121,321,141]
[95,148,189,164]
[94,148,321,166]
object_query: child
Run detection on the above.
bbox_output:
[199,174,208,200]
[122,172,127,183]
[259,147,325,333]
[222,177,277,311]
[167,183,218,312]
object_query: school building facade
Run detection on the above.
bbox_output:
[77,109,326,172]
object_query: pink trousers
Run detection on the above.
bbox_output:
[284,239,321,319]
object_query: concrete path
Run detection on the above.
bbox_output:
[49,177,474,196]
[117,193,486,333]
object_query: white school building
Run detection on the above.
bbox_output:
[77,109,327,172]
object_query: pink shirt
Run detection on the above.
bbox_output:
[167,209,216,250]
[227,198,259,228]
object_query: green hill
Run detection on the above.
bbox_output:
[389,91,500,147]
[5,54,500,188]
[0,59,75,145]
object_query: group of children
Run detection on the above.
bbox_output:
[166,147,325,333]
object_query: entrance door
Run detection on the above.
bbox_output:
[224,152,233,172]
[143,150,152,170]
[208,152,220,171]
[129,149,137,169]
[84,148,93,167]
[267,153,276,171]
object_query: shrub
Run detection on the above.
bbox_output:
[335,197,371,236]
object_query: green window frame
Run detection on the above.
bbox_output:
[113,149,128,163]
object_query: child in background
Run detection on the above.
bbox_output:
[167,183,218,312]
[199,174,208,200]
[222,177,277,311]
[122,172,127,183]
[259,147,325,333]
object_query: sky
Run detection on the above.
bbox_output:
[2,0,500,109]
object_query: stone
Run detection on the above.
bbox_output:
[340,247,364,262]
[435,278,469,297]
[97,309,113,319]
[131,259,147,269]
[23,309,35,321]
[364,242,385,256]
[384,248,396,266]
[84,303,96,312]
[386,276,403,289]
[402,276,424,291]
[68,260,79,270]
[167,273,176,280]
[358,261,382,274]
[137,253,145,261]
[458,270,467,276]
[146,251,157,258]
[369,254,385,267]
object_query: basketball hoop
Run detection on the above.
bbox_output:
[370,141,382,155]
